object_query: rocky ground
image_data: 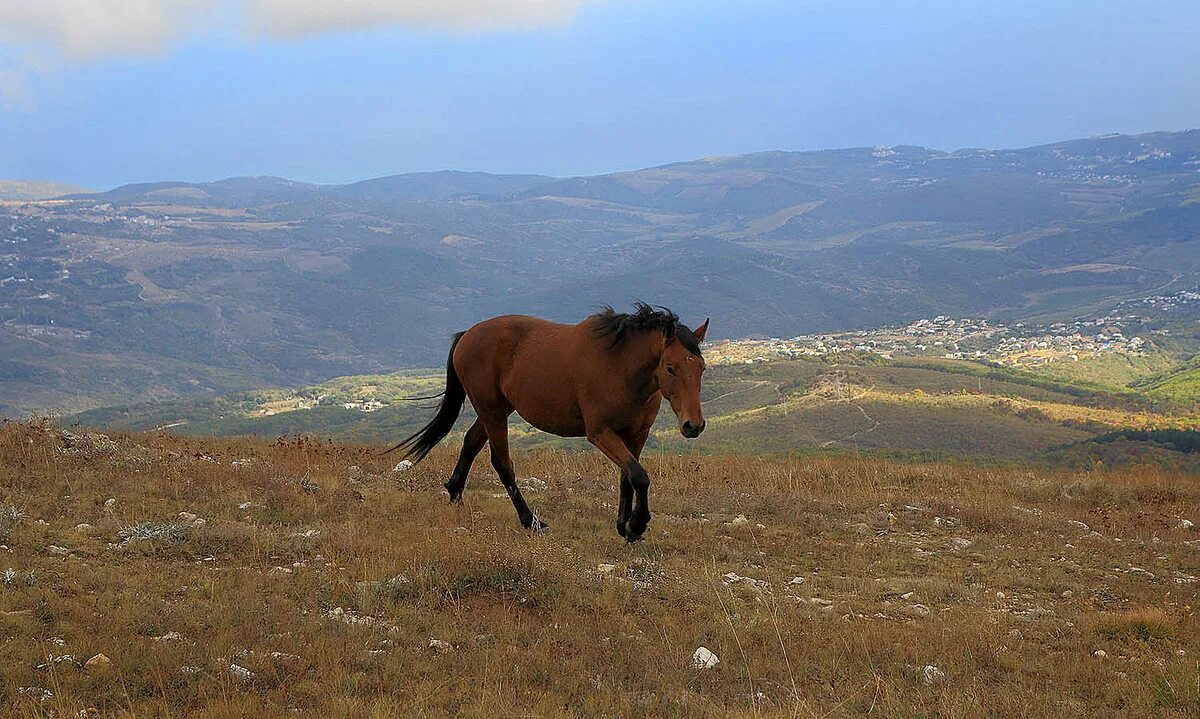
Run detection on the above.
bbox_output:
[0,420,1197,717]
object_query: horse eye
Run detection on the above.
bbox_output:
[666,365,676,376]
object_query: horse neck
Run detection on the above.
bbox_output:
[616,332,665,401]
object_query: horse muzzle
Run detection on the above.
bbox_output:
[680,420,706,439]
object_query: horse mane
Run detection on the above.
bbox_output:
[591,302,702,355]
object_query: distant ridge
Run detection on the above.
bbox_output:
[0,179,92,201]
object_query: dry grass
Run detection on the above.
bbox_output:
[0,420,1197,717]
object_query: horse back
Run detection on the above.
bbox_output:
[452,315,591,435]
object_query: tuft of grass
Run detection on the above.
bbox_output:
[1093,608,1178,643]
[118,522,192,545]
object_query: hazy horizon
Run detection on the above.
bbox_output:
[2,1,1199,189]
[6,125,1199,194]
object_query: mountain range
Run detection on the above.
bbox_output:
[4,129,1200,416]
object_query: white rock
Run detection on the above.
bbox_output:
[238,501,255,510]
[268,651,300,661]
[691,646,720,669]
[933,516,959,528]
[231,459,252,469]
[787,576,806,586]
[47,545,70,556]
[228,663,253,681]
[73,523,93,533]
[103,498,116,509]
[428,639,453,653]
[1067,520,1090,531]
[920,665,945,685]
[1092,649,1107,658]
[727,515,750,528]
[392,460,413,473]
[597,563,617,574]
[1178,519,1195,530]
[520,477,548,491]
[908,604,931,617]
[950,537,972,549]
[178,512,198,523]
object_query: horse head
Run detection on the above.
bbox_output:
[657,318,709,438]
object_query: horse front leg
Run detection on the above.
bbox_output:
[616,472,633,538]
[614,428,650,538]
[588,428,651,542]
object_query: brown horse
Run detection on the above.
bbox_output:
[388,303,709,541]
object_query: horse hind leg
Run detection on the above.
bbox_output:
[480,412,548,532]
[444,419,488,503]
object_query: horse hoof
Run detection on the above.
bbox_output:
[616,520,628,538]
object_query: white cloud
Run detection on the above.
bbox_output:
[0,0,595,107]
[246,0,596,37]
[0,1,596,61]
[0,1,218,60]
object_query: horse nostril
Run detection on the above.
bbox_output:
[681,420,704,438]
[697,420,706,434]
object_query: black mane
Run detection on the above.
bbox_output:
[592,302,702,355]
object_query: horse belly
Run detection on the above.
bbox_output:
[503,359,586,437]
[517,409,586,437]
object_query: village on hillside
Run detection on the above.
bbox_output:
[710,314,1154,369]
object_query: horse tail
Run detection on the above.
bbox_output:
[382,332,467,461]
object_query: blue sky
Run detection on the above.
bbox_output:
[1,0,1198,189]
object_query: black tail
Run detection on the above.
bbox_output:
[383,332,467,461]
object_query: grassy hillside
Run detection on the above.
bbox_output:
[1133,356,1200,406]
[69,355,1199,463]
[1,421,1196,717]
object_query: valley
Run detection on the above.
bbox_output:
[6,130,1200,416]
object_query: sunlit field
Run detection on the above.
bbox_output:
[1,420,1197,717]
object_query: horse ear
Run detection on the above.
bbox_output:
[693,318,709,342]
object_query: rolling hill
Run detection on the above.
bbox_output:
[68,346,1199,465]
[6,130,1200,415]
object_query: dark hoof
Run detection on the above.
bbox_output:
[626,514,650,542]
[616,519,628,538]
[444,482,464,503]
